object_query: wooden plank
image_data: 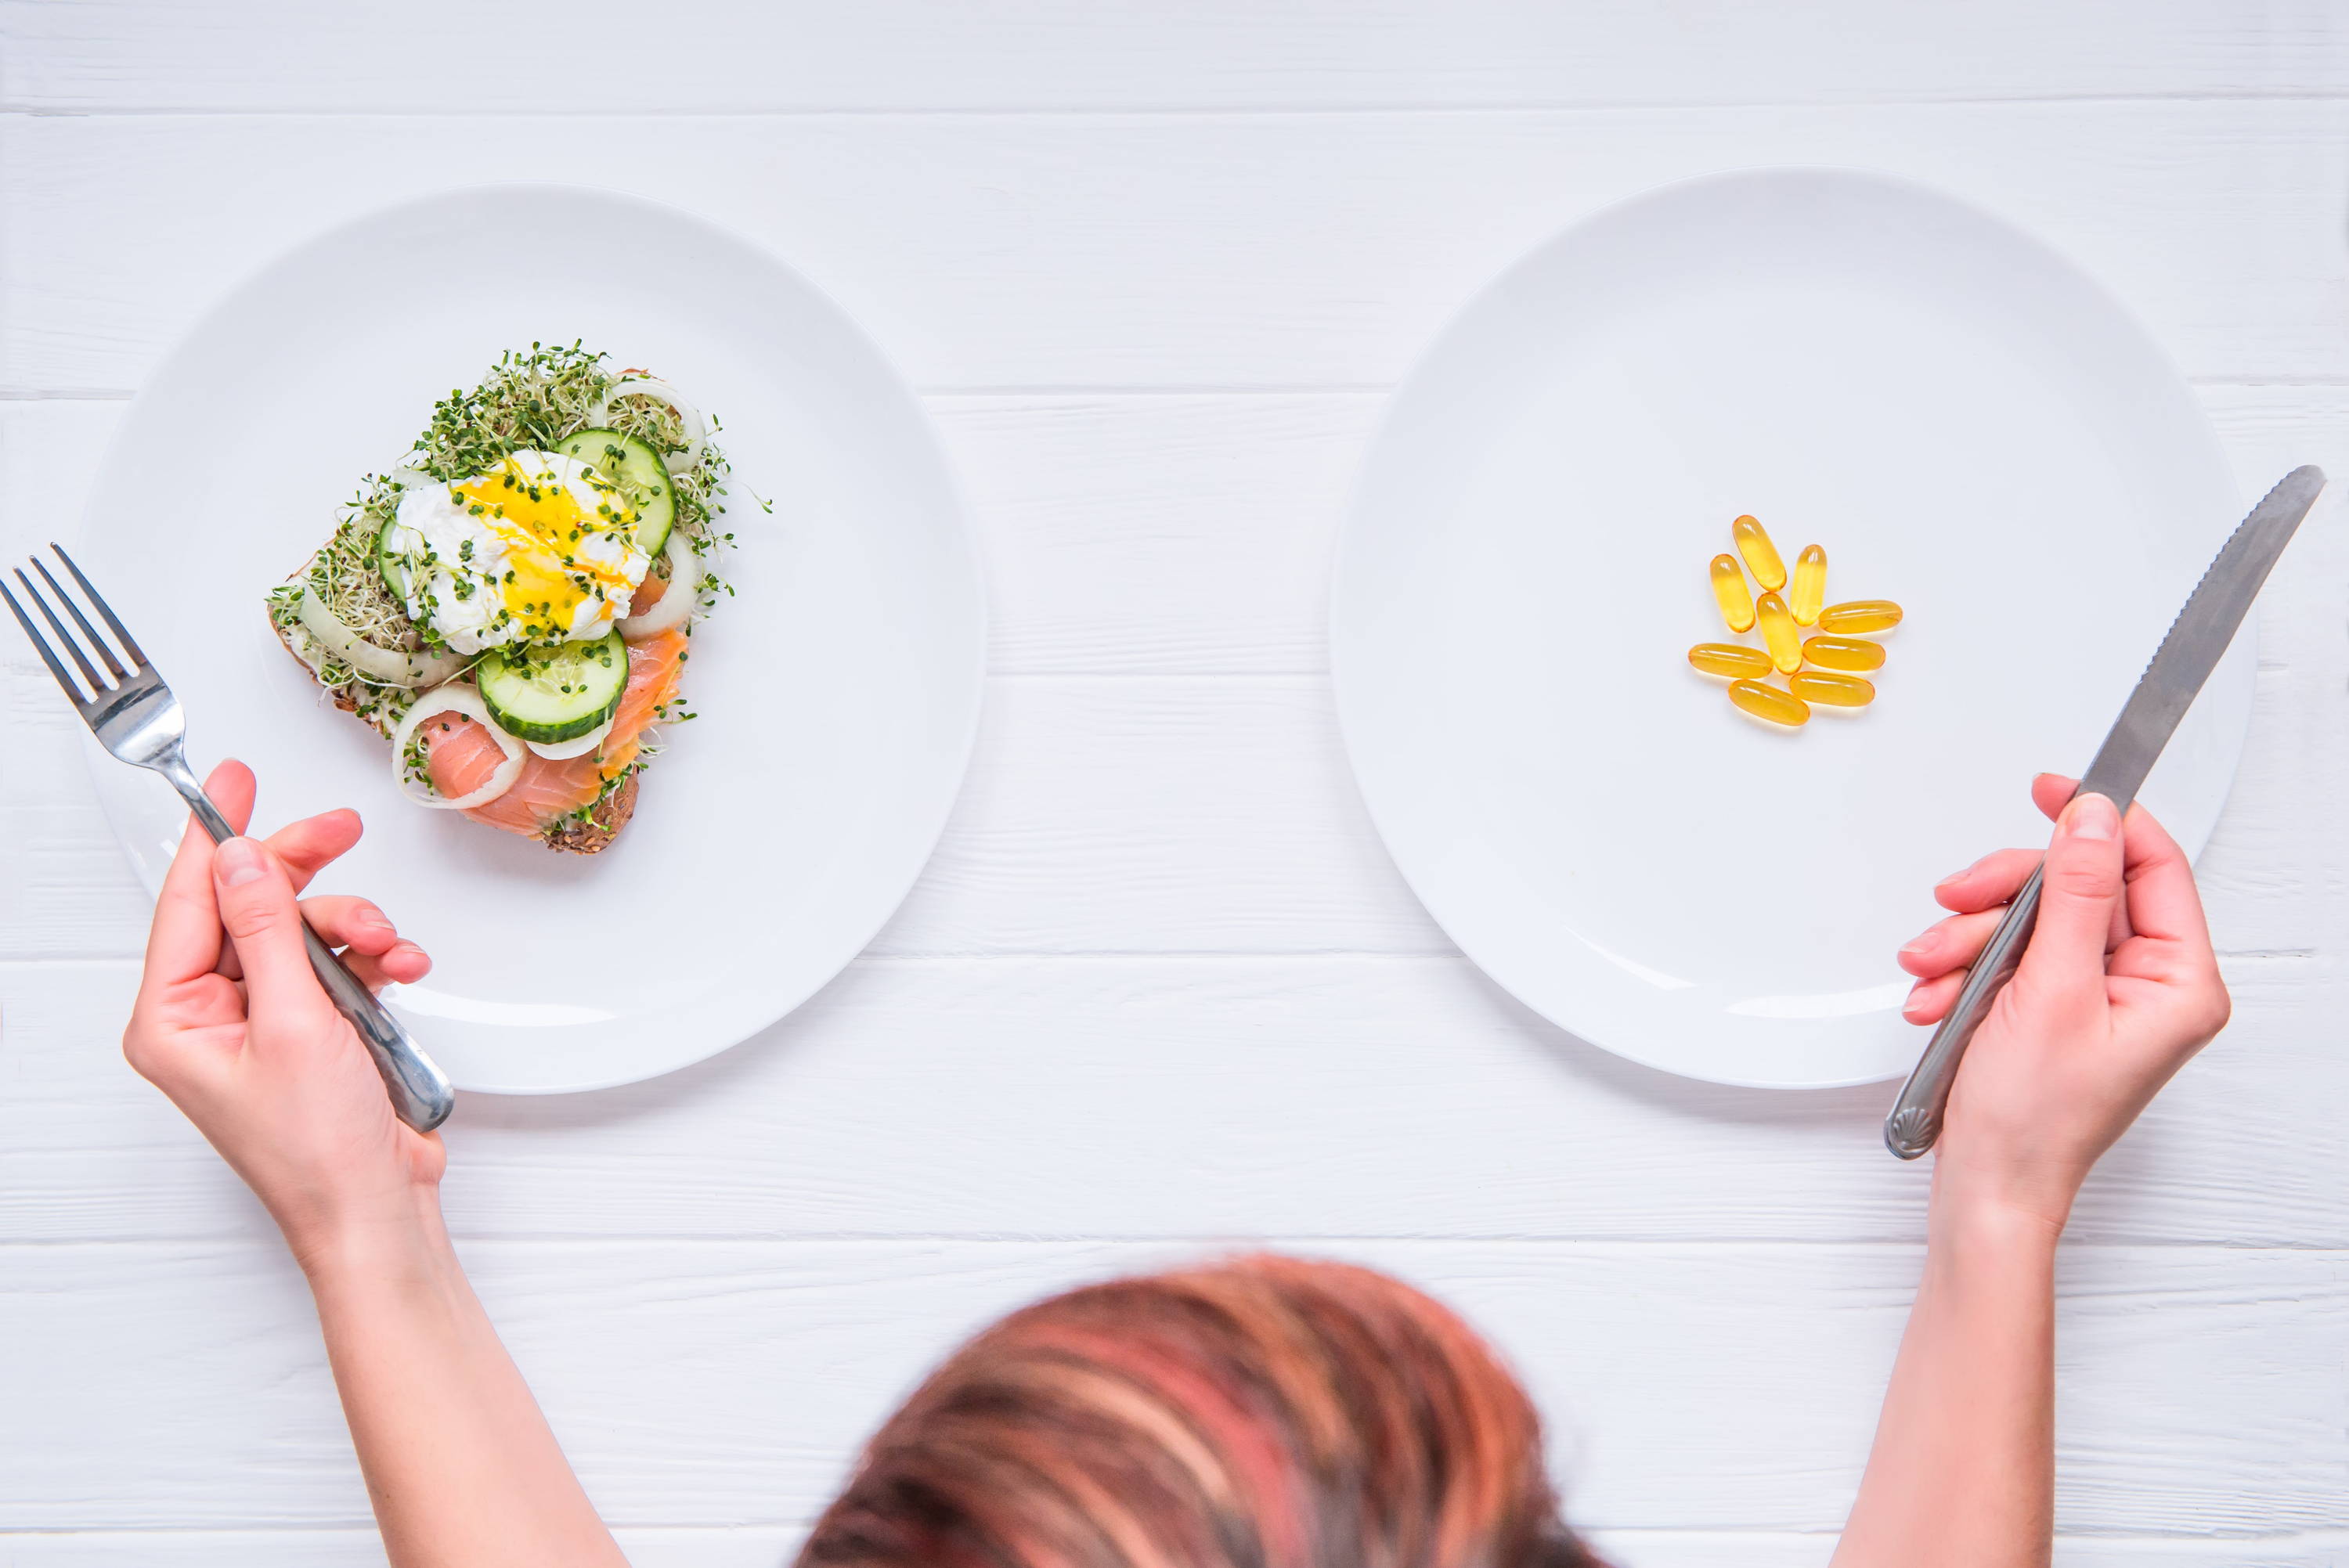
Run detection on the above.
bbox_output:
[5,105,2347,395]
[7,388,2349,965]
[6,387,2344,680]
[3,1,2343,114]
[3,954,2341,1248]
[0,1238,2336,1534]
[3,392,1378,676]
[4,650,2342,964]
[933,392,1378,675]
[2,1527,2340,1567]
[2189,387,2349,961]
[875,673,1438,954]
[0,669,1452,958]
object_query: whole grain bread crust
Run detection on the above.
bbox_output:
[544,773,637,855]
[270,606,636,855]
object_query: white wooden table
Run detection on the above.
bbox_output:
[2,5,2345,1564]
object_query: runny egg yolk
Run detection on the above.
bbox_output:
[452,460,639,639]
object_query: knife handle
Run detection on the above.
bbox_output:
[1884,863,2043,1159]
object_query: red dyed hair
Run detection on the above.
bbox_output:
[799,1254,1604,1568]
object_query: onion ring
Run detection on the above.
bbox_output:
[618,530,698,640]
[298,586,464,688]
[389,684,526,809]
[526,716,615,761]
[590,377,706,474]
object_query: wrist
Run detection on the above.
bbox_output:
[287,1180,452,1292]
[1928,1157,2073,1256]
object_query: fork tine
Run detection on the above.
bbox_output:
[1,579,92,705]
[33,557,128,681]
[16,568,110,696]
[49,546,148,669]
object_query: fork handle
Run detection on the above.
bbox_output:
[163,759,455,1134]
[1883,864,2043,1159]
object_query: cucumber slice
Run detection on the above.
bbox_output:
[555,427,674,556]
[376,517,412,600]
[476,631,628,744]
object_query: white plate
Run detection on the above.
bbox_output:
[76,186,984,1094]
[1332,169,2250,1089]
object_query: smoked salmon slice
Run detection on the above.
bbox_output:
[419,626,688,842]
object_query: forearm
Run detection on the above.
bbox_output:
[299,1194,629,1568]
[1833,1186,2061,1568]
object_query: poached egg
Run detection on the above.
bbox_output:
[385,449,650,654]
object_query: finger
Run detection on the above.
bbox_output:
[211,837,330,1022]
[342,941,432,993]
[2018,791,2126,989]
[298,894,400,957]
[1903,966,1970,1025]
[221,883,393,982]
[2032,772,2136,947]
[1934,848,2043,914]
[140,759,258,989]
[215,806,366,979]
[2033,772,2080,823]
[1897,907,2010,979]
[265,809,364,895]
[2118,800,2215,954]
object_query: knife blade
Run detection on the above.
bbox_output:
[1884,464,2326,1160]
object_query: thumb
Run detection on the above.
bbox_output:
[2019,791,2125,988]
[212,837,325,1022]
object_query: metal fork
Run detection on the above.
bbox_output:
[5,545,453,1132]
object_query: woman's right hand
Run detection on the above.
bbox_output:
[123,759,442,1271]
[1895,774,2231,1233]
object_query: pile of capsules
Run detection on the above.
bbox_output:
[1689,514,1903,728]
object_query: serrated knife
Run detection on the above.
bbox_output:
[1884,464,2326,1160]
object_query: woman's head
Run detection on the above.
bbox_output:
[799,1254,1601,1568]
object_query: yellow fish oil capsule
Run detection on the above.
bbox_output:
[1801,634,1885,672]
[1687,643,1773,679]
[1790,671,1876,708]
[1788,544,1827,625]
[1754,591,1802,672]
[1817,598,1903,635]
[1709,554,1756,633]
[1728,678,1809,727]
[1732,515,1786,591]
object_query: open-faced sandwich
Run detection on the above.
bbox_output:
[267,344,735,853]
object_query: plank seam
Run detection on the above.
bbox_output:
[6,378,2349,402]
[4,94,2349,119]
[2,1237,2340,1253]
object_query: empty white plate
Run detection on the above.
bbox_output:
[1333,169,2250,1088]
[77,186,984,1094]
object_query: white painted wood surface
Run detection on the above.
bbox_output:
[1,5,2344,1564]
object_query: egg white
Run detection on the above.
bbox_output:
[385,449,650,654]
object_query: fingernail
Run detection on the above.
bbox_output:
[356,907,393,932]
[2064,791,2119,842]
[1898,936,1931,959]
[214,837,266,887]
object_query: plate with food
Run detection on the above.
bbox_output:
[1331,168,2252,1089]
[76,186,984,1094]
